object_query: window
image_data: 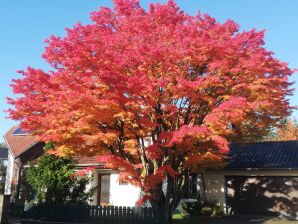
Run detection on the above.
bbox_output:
[2,159,8,167]
[12,128,28,135]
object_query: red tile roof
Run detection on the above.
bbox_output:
[72,156,100,166]
[4,126,101,165]
[4,126,40,158]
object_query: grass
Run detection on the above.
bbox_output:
[172,213,208,224]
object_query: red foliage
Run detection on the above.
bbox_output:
[74,166,96,177]
[143,165,179,191]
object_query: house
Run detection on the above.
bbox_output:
[3,126,152,206]
[0,147,8,193]
[203,141,298,218]
[3,126,44,200]
[4,126,298,218]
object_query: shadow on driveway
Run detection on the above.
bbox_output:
[201,216,298,224]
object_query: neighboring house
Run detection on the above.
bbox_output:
[3,126,44,200]
[4,126,298,218]
[3,126,188,206]
[0,147,8,193]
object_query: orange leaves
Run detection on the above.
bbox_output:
[267,119,298,141]
[124,139,139,155]
[277,120,298,141]
[97,155,142,186]
[204,97,250,136]
[185,152,226,172]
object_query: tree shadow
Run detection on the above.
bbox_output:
[226,176,298,219]
[204,216,297,224]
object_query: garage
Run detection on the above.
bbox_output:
[226,176,298,216]
[202,141,298,218]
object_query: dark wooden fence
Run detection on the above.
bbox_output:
[24,203,161,224]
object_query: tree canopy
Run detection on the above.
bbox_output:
[7,0,294,222]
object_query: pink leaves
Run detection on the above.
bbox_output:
[167,125,229,155]
[167,125,211,147]
[114,0,141,16]
[143,165,178,191]
[74,166,96,177]
[145,144,163,160]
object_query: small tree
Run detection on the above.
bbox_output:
[0,142,7,147]
[266,119,298,141]
[27,145,94,204]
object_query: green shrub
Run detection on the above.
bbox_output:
[201,206,212,216]
[26,143,95,205]
[178,201,224,217]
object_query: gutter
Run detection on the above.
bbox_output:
[224,167,298,171]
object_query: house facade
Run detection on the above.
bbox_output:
[4,126,199,207]
[3,126,144,207]
[4,126,298,218]
[203,141,298,218]
[0,147,8,193]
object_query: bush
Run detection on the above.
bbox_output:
[178,201,224,217]
[26,143,95,205]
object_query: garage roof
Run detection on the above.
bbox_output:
[227,140,298,169]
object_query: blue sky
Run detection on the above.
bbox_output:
[0,0,297,138]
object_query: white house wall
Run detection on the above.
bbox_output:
[90,170,141,206]
[4,150,14,195]
[109,173,141,206]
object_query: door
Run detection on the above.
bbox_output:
[98,174,111,206]
[226,176,298,217]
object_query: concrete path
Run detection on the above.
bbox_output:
[201,216,298,224]
[7,217,22,224]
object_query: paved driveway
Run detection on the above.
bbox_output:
[201,216,298,224]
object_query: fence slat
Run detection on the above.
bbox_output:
[24,203,157,224]
[122,206,125,224]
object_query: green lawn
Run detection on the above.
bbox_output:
[172,214,206,224]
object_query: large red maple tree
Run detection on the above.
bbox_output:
[8,0,294,222]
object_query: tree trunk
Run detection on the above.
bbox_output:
[150,174,187,224]
[151,200,173,224]
[200,173,207,203]
[150,181,172,223]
